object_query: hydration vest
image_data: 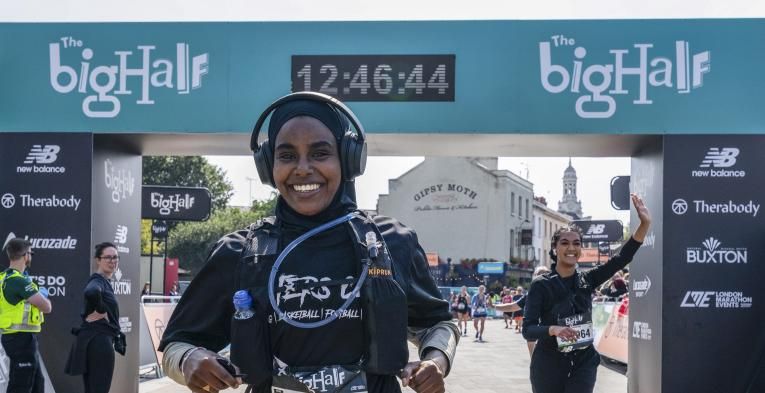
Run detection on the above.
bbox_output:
[230,211,408,387]
[0,269,44,333]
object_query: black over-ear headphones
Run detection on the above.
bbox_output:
[250,91,368,188]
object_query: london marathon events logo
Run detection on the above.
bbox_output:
[49,36,210,118]
[539,36,710,119]
[17,145,66,175]
[671,198,760,217]
[686,237,747,264]
[680,290,753,309]
[691,147,745,178]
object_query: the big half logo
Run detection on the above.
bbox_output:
[49,37,210,118]
[104,159,135,204]
[539,36,710,119]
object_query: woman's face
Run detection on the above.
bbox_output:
[555,231,582,267]
[273,116,342,216]
[96,247,119,275]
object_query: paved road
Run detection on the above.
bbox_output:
[140,319,627,393]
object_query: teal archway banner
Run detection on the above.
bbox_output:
[0,20,763,133]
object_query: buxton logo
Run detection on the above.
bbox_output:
[686,237,747,264]
[692,147,745,178]
[111,268,132,295]
[17,145,66,174]
[540,36,710,119]
[49,36,209,118]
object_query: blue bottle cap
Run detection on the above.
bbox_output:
[233,290,252,307]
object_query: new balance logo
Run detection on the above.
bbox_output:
[700,148,738,168]
[24,145,60,164]
[692,147,745,178]
[586,224,605,235]
[114,225,130,254]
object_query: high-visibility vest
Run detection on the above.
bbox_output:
[0,269,44,333]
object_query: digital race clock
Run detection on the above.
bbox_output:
[291,55,455,101]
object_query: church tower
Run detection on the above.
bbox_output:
[558,158,584,219]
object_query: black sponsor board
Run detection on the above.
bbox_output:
[628,143,664,393]
[0,133,93,393]
[142,185,211,221]
[151,220,169,238]
[572,219,623,242]
[660,136,765,393]
[92,138,142,393]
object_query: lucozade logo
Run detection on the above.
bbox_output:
[49,36,210,118]
[539,35,711,118]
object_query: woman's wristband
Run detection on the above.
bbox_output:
[179,346,204,378]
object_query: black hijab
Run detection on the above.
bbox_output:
[267,99,358,233]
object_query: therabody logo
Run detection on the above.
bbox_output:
[1,193,81,211]
[49,37,209,118]
[539,36,710,119]
[672,198,759,217]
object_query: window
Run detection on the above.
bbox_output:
[525,199,530,219]
[511,192,515,215]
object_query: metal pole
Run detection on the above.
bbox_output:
[149,220,154,293]
[163,227,169,295]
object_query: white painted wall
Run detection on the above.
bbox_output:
[377,157,533,263]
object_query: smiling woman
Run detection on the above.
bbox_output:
[159,92,459,393]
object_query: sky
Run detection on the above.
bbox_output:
[205,155,632,224]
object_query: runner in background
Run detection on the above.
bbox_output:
[456,286,471,337]
[471,285,491,342]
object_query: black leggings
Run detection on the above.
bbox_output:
[530,346,600,393]
[83,333,115,393]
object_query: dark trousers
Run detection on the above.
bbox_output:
[530,345,600,393]
[1,333,44,393]
[83,333,115,393]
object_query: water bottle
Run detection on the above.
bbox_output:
[233,290,255,320]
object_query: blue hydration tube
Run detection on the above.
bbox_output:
[267,212,369,329]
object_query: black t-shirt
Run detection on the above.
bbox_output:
[159,215,452,393]
[270,224,364,367]
[522,237,642,349]
[82,273,120,334]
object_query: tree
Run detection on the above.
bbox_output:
[141,156,235,255]
[167,196,277,274]
[143,156,233,212]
